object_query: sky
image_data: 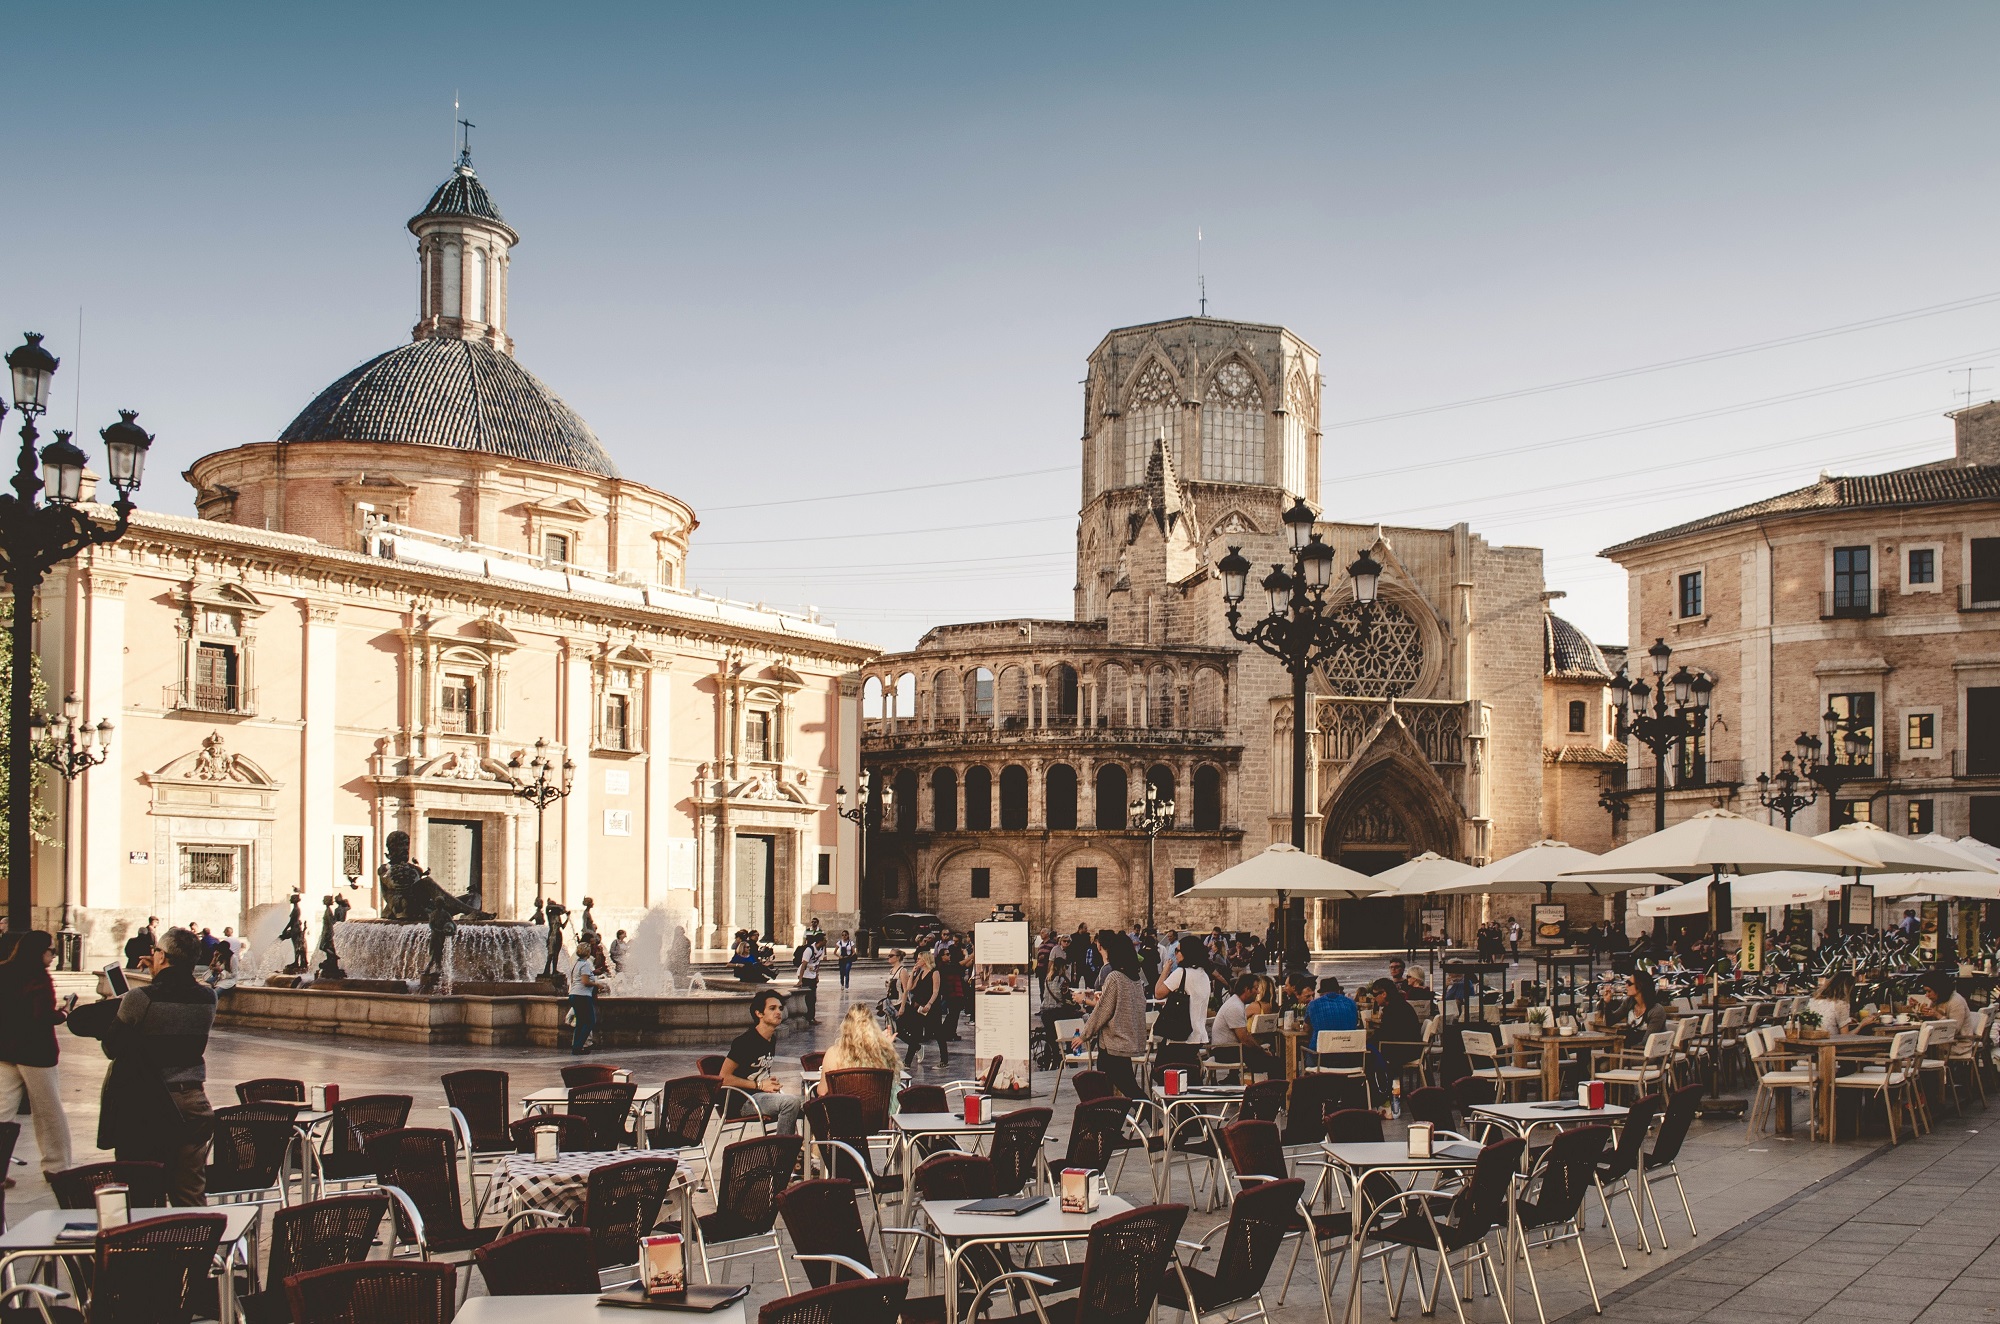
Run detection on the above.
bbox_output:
[12,2,2000,653]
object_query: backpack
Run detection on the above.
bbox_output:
[1154,968,1193,1041]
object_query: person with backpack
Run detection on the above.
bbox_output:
[1153,934,1212,1046]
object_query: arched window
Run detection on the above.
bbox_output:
[999,765,1029,830]
[1153,671,1177,728]
[930,669,958,726]
[1125,359,1182,484]
[964,668,995,724]
[470,249,488,323]
[1190,668,1226,730]
[963,766,993,831]
[1146,764,1177,810]
[1201,360,1265,482]
[931,767,958,831]
[893,769,919,834]
[862,676,886,721]
[441,241,462,318]
[1283,364,1315,496]
[1568,700,1587,734]
[997,666,1029,729]
[893,672,916,721]
[1048,664,1079,725]
[1192,765,1222,831]
[1045,764,1078,830]
[1099,662,1127,727]
[1095,765,1128,830]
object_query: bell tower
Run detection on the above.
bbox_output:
[408,129,518,354]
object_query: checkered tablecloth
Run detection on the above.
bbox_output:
[481,1150,632,1223]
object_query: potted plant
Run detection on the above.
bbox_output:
[1795,1007,1826,1040]
[1526,1006,1550,1032]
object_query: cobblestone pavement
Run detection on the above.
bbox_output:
[7,959,1964,1321]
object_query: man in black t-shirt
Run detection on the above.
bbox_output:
[718,989,802,1136]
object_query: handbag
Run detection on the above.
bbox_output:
[1154,971,1193,1042]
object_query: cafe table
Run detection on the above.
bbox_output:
[1514,1031,1621,1101]
[1780,1032,1891,1139]
[1469,1100,1628,1144]
[922,1194,1135,1324]
[458,1295,746,1323]
[1319,1141,1484,1324]
[891,1112,997,1218]
[0,1207,262,1324]
[522,1082,666,1135]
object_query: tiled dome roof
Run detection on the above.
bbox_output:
[1544,611,1612,680]
[415,164,508,227]
[279,337,620,478]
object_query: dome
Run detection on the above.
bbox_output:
[279,337,621,478]
[1544,611,1612,680]
[413,163,512,233]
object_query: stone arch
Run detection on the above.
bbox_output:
[1047,843,1131,928]
[998,764,1029,830]
[1199,355,1269,483]
[929,667,959,726]
[930,766,958,831]
[1045,763,1079,830]
[963,765,994,831]
[996,665,1029,730]
[1191,764,1223,831]
[1094,764,1129,830]
[1318,745,1464,950]
[1099,661,1130,727]
[1046,662,1080,725]
[931,843,1030,927]
[1190,665,1227,729]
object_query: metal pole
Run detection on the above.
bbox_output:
[1289,661,1309,967]
[534,796,547,909]
[9,577,35,929]
[1654,745,1668,834]
[1145,821,1156,933]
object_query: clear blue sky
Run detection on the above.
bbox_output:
[13,3,2000,652]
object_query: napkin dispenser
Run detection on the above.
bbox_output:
[1579,1080,1606,1109]
[641,1234,686,1294]
[1061,1167,1101,1214]
[1406,1122,1434,1159]
[533,1124,559,1162]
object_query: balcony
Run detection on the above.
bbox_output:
[1960,583,2000,612]
[164,682,257,716]
[1819,591,1881,620]
[862,719,1227,752]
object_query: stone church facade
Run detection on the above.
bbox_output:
[28,149,875,963]
[860,317,1571,946]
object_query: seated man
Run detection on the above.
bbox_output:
[1306,977,1362,1071]
[1207,974,1260,1065]
[1913,972,1971,1034]
[719,989,803,1136]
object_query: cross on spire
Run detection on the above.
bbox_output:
[457,117,476,168]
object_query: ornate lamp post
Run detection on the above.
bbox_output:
[835,770,891,934]
[1810,705,1875,814]
[1755,733,1822,830]
[30,693,112,968]
[1611,638,1713,835]
[507,737,574,913]
[1129,778,1176,933]
[2,334,152,929]
[1216,497,1383,969]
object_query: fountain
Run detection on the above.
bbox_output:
[610,904,698,996]
[331,916,546,992]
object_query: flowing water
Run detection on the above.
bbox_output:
[609,904,696,997]
[331,920,546,992]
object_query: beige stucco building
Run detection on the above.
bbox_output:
[29,150,875,961]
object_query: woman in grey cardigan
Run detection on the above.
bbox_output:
[1071,929,1146,1097]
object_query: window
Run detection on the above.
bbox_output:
[440,673,479,733]
[602,693,631,750]
[1827,692,1876,775]
[893,770,918,833]
[1974,538,2000,605]
[816,852,832,887]
[743,710,772,762]
[1568,700,1587,733]
[1173,867,1195,895]
[544,532,571,564]
[1146,765,1177,810]
[1832,546,1872,615]
[1677,571,1703,619]
[1095,765,1128,830]
[441,241,461,317]
[963,767,993,831]
[999,765,1029,830]
[970,867,991,899]
[1125,359,1183,484]
[931,768,958,832]
[1908,547,1936,586]
[1191,766,1222,831]
[1907,712,1936,751]
[964,668,995,721]
[470,248,487,323]
[1834,799,1872,826]
[1201,361,1266,483]
[194,642,239,712]
[1676,728,1707,785]
[1969,688,2000,776]
[1045,764,1078,831]
[1908,800,1935,835]
[1075,866,1098,899]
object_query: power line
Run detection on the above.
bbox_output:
[699,513,1073,547]
[1326,290,2000,429]
[698,465,1070,513]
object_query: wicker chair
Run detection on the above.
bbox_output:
[661,1135,801,1291]
[1068,1070,1116,1104]
[508,1113,596,1154]
[1355,1137,1524,1324]
[800,1051,827,1073]
[1591,1091,1661,1268]
[204,1105,296,1209]
[820,1069,895,1133]
[567,1081,641,1151]
[893,1085,961,1161]
[1510,1124,1613,1321]
[561,1063,619,1088]
[1403,1086,1459,1133]
[284,1262,456,1324]
[366,1125,501,1305]
[237,1194,390,1324]
[1216,1120,1355,1312]
[972,1202,1189,1324]
[48,1161,167,1210]
[1238,1079,1288,1123]
[235,1078,307,1106]
[473,1227,601,1296]
[316,1095,412,1186]
[1158,1176,1300,1323]
[757,1276,911,1324]
[439,1069,512,1216]
[697,1055,727,1076]
[649,1076,719,1191]
[1281,1074,1366,1154]
[777,1180,948,1323]
[1054,1097,1151,1196]
[0,1212,226,1324]
[988,1107,1052,1196]
[802,1094,900,1257]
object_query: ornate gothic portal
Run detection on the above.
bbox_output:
[1320,755,1461,949]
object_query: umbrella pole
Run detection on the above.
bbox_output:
[1699,867,1747,1118]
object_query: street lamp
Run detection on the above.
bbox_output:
[507,737,575,915]
[30,693,112,968]
[1217,498,1384,969]
[1755,733,1822,830]
[3,334,152,928]
[1610,638,1714,835]
[1129,778,1176,933]
[1810,702,1875,821]
[834,770,892,928]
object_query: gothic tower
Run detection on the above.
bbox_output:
[409,142,517,354]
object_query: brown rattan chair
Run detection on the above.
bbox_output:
[777,1179,947,1322]
[756,1276,911,1324]
[284,1261,456,1324]
[820,1068,895,1134]
[204,1105,296,1208]
[439,1068,511,1215]
[235,1078,307,1106]
[1357,1136,1525,1324]
[316,1095,412,1186]
[48,1161,168,1210]
[1068,1070,1116,1104]
[237,1194,390,1324]
[1239,1079,1288,1123]
[1158,1176,1301,1323]
[567,1081,640,1151]
[473,1227,601,1296]
[974,1202,1189,1324]
[1,1212,226,1324]
[662,1134,801,1291]
[1282,1073,1366,1151]
[508,1113,596,1154]
[649,1076,719,1189]
[988,1107,1052,1197]
[697,1055,727,1076]
[366,1126,500,1306]
[800,1051,827,1073]
[561,1063,619,1088]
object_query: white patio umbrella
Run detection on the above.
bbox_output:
[1559,808,1880,881]
[1368,851,1476,897]
[1632,871,1842,918]
[1430,839,1677,898]
[1864,833,2000,900]
[1182,843,1389,899]
[1812,822,1988,875]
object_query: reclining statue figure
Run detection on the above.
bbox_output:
[377,830,492,921]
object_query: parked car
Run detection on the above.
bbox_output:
[879,911,944,945]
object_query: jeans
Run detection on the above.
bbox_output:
[746,1089,804,1136]
[838,958,854,988]
[801,978,819,1022]
[1098,1052,1142,1099]
[0,1062,72,1173]
[570,995,596,1054]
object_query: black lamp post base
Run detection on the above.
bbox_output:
[1697,1095,1747,1119]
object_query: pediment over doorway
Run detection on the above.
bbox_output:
[147,731,280,788]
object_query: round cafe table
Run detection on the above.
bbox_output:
[480,1150,689,1226]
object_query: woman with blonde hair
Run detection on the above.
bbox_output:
[822,1005,902,1074]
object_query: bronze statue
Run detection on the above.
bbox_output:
[424,899,457,988]
[579,897,598,943]
[315,894,350,980]
[540,899,570,983]
[278,893,308,974]
[377,830,490,921]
